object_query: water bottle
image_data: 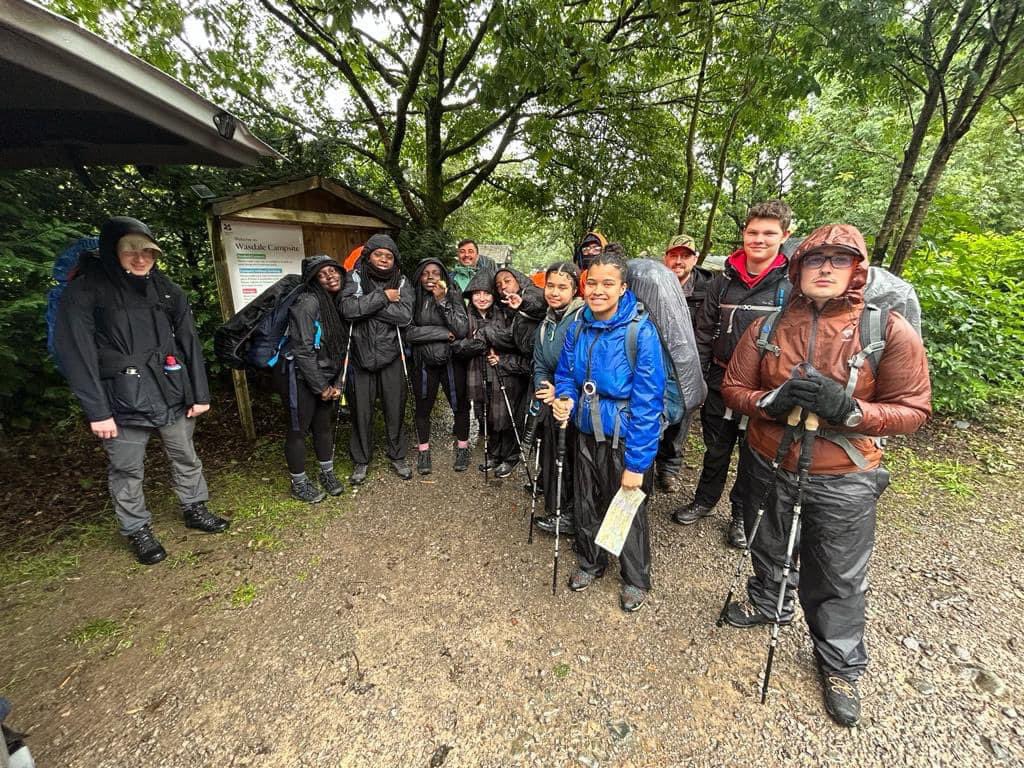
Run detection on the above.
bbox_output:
[163,355,182,372]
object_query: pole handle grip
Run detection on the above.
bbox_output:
[786,406,802,426]
[804,411,819,432]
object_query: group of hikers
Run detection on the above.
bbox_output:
[54,199,932,727]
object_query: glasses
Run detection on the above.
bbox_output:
[803,252,856,269]
[581,244,602,254]
[120,248,159,260]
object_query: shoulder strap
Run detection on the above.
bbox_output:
[625,315,643,371]
[756,309,784,358]
[845,304,888,395]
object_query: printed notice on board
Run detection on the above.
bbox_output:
[595,487,646,557]
[222,220,305,310]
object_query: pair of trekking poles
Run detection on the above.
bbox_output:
[521,399,569,595]
[716,405,819,704]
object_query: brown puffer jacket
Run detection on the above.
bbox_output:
[722,224,932,474]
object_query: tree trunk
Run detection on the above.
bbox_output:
[700,103,743,262]
[888,138,957,275]
[678,10,714,235]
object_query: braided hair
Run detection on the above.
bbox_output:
[310,282,347,362]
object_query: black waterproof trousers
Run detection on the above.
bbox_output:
[573,432,654,591]
[693,386,746,512]
[412,359,470,444]
[655,410,696,480]
[347,358,407,465]
[275,361,335,474]
[741,445,890,680]
[539,411,575,518]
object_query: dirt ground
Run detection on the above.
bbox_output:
[2,393,1023,767]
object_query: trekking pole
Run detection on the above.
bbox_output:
[716,406,803,627]
[761,410,819,704]
[331,325,355,459]
[528,434,543,543]
[492,364,534,487]
[552,397,569,595]
[481,358,491,483]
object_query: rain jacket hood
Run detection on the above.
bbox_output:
[789,223,869,302]
[462,266,497,301]
[574,230,608,269]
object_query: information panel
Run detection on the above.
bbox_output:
[221,220,305,310]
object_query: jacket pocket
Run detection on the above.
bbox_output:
[105,372,147,415]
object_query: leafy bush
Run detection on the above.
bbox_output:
[905,231,1024,415]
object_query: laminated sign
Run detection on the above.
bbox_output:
[595,488,647,557]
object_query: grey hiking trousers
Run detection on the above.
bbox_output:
[102,415,209,536]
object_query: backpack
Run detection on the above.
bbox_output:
[623,259,708,425]
[46,237,100,373]
[214,275,304,369]
[756,267,923,394]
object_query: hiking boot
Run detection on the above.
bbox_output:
[128,525,166,565]
[672,501,714,525]
[535,513,575,537]
[453,447,470,472]
[494,457,520,479]
[724,599,791,629]
[620,584,647,613]
[391,460,413,480]
[656,471,681,493]
[417,449,432,475]
[727,515,748,549]
[291,477,326,503]
[478,456,500,472]
[318,469,345,496]
[524,479,544,495]
[822,673,861,727]
[568,569,602,592]
[349,464,369,485]
[182,502,230,533]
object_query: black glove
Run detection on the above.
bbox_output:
[762,377,821,419]
[805,370,855,424]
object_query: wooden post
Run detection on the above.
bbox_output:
[205,213,256,441]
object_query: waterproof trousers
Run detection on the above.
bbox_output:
[102,415,209,536]
[655,410,696,479]
[742,445,890,680]
[693,386,746,511]
[347,357,407,465]
[573,432,654,591]
[275,361,335,474]
[539,412,576,518]
[413,359,470,444]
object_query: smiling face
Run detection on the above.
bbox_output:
[663,246,697,284]
[368,247,395,270]
[116,235,160,276]
[584,263,626,320]
[799,246,857,308]
[544,270,575,310]
[457,242,479,267]
[420,263,442,291]
[742,217,790,273]
[471,290,494,312]
[316,265,342,293]
[495,271,520,297]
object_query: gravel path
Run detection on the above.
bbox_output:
[4,415,1022,767]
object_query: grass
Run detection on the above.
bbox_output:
[67,616,133,654]
[885,445,978,500]
[0,520,110,592]
[553,663,571,679]
[230,581,259,608]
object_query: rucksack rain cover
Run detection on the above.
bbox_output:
[625,259,707,414]
[214,274,303,369]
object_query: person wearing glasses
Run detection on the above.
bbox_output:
[54,217,228,565]
[721,223,931,726]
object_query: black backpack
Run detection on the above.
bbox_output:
[214,275,304,369]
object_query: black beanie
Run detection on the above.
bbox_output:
[301,254,345,284]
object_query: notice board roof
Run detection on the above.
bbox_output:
[208,175,405,229]
[0,0,281,169]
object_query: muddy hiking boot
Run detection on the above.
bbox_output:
[536,512,575,537]
[672,501,714,525]
[391,460,413,480]
[727,513,748,549]
[128,524,166,565]
[478,456,500,473]
[183,502,230,533]
[318,469,345,496]
[417,449,432,475]
[620,584,647,613]
[494,456,520,479]
[349,464,369,485]
[291,477,326,504]
[568,568,603,592]
[724,599,792,629]
[453,447,470,472]
[656,471,681,494]
[822,673,861,727]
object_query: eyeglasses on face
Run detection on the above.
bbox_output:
[803,252,856,269]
